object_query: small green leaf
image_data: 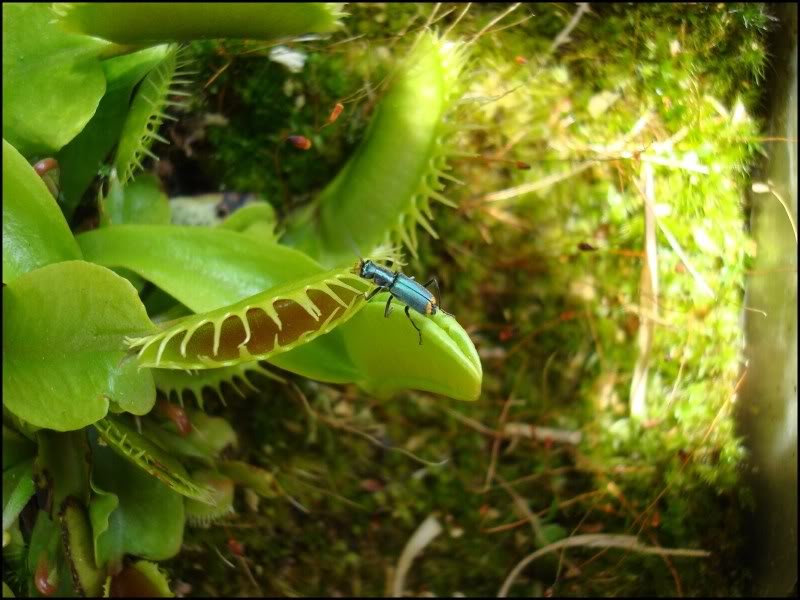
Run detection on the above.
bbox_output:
[218,461,278,499]
[218,202,277,241]
[2,3,107,156]
[339,296,483,401]
[2,140,82,283]
[184,470,234,527]
[2,460,35,535]
[100,174,171,227]
[2,261,157,431]
[2,426,36,472]
[538,523,568,546]
[55,2,345,45]
[89,433,185,570]
[144,410,237,462]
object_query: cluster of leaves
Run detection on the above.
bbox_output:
[3,3,482,597]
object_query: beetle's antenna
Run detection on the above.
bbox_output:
[344,231,363,260]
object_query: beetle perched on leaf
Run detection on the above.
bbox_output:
[354,258,451,345]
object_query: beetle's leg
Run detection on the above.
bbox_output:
[405,305,423,345]
[424,278,441,306]
[365,286,384,302]
[384,295,394,318]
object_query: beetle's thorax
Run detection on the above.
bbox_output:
[360,260,396,288]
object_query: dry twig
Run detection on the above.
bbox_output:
[497,534,709,597]
[392,515,443,597]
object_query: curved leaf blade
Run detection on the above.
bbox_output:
[2,459,35,534]
[2,140,82,283]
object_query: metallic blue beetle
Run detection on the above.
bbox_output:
[355,259,448,345]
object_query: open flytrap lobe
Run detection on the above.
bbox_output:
[126,267,373,369]
[93,416,217,505]
[302,32,468,266]
[113,44,191,185]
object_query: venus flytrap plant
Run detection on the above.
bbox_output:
[3,4,484,597]
[57,45,172,217]
[76,223,375,384]
[287,31,468,265]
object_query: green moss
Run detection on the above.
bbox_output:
[185,36,384,210]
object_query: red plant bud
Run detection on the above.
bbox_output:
[157,399,191,437]
[327,102,344,124]
[35,556,58,596]
[227,537,245,557]
[33,158,59,177]
[287,135,312,150]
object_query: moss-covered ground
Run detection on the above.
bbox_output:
[160,4,775,596]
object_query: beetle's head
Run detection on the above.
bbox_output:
[352,258,373,278]
[358,259,376,279]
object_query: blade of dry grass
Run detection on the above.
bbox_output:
[498,534,709,597]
